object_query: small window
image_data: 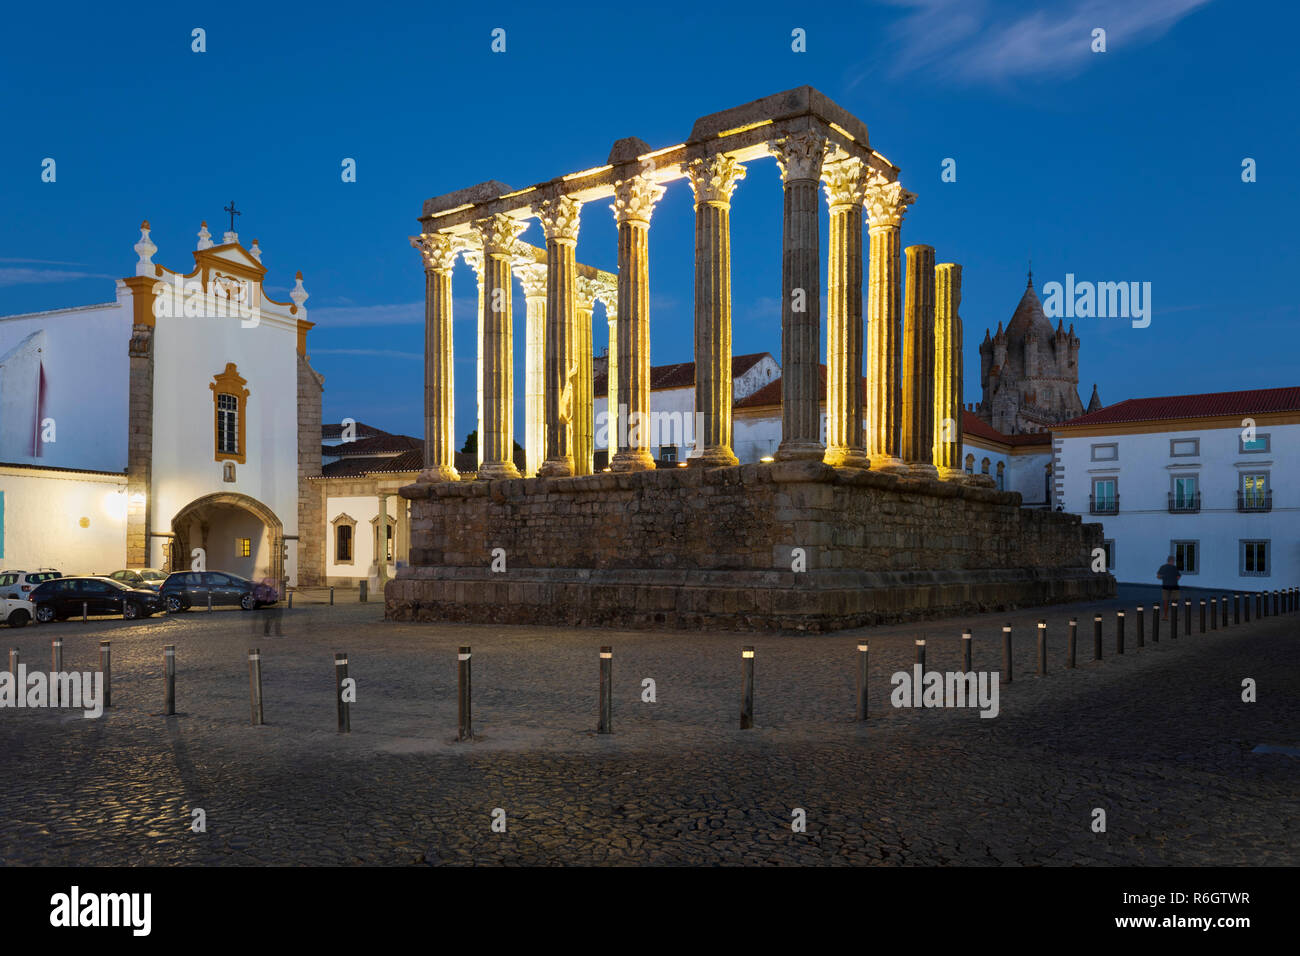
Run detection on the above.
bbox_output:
[996,461,1005,491]
[1090,443,1118,461]
[964,453,974,474]
[1172,540,1199,575]
[980,457,990,474]
[1170,438,1199,457]
[236,537,251,558]
[223,461,236,483]
[661,445,678,463]
[1102,539,1115,571]
[1241,540,1269,576]
[336,525,353,562]
[1239,433,1270,454]
[217,394,239,455]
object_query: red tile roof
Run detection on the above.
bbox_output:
[594,352,771,397]
[734,366,864,409]
[322,422,391,441]
[1058,386,1300,427]
[323,434,420,457]
[962,410,1052,447]
[320,448,423,477]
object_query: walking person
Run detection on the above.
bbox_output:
[1157,555,1181,620]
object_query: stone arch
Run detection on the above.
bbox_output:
[170,491,284,583]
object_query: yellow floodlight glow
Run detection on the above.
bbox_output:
[719,120,773,138]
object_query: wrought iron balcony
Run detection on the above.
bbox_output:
[1168,491,1201,514]
[1238,490,1272,513]
[1089,494,1119,515]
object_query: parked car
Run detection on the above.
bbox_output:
[2,596,34,627]
[28,576,164,622]
[106,569,166,591]
[0,569,62,599]
[158,571,275,612]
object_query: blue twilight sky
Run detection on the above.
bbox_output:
[1,0,1296,445]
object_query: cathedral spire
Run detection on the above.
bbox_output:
[1087,383,1103,413]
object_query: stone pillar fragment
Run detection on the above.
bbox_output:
[864,178,915,474]
[934,263,965,481]
[686,153,745,467]
[474,214,526,479]
[461,248,486,470]
[770,130,829,461]
[821,157,869,469]
[574,277,596,476]
[514,260,548,477]
[901,243,938,478]
[609,166,665,473]
[534,196,583,478]
[411,233,460,482]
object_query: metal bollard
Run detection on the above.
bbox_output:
[1274,590,1280,616]
[1136,606,1145,648]
[359,581,368,604]
[164,645,176,716]
[1152,603,1160,643]
[288,589,293,610]
[100,641,111,708]
[1067,619,1077,669]
[335,652,350,733]
[1222,595,1229,628]
[51,639,63,706]
[1234,593,1241,625]
[1245,592,1252,623]
[1210,598,1217,630]
[248,649,263,726]
[1184,600,1191,636]
[961,630,972,673]
[915,638,926,672]
[1001,624,1013,683]
[82,601,88,623]
[458,646,472,740]
[1036,620,1047,676]
[598,646,613,734]
[207,588,213,612]
[740,646,755,729]
[1116,610,1125,655]
[330,586,335,606]
[8,647,17,678]
[1093,614,1103,661]
[1199,600,1206,634]
[856,643,869,721]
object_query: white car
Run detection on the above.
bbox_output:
[0,569,62,600]
[1,596,34,627]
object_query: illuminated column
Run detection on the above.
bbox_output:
[770,130,829,461]
[596,279,618,462]
[410,231,459,481]
[864,178,916,475]
[574,276,597,476]
[821,157,869,469]
[610,167,665,473]
[901,243,938,478]
[474,214,526,479]
[462,248,487,469]
[686,153,746,467]
[934,263,965,481]
[515,260,548,477]
[533,196,582,478]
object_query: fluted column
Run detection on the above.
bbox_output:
[864,178,916,475]
[410,233,460,482]
[770,130,829,461]
[685,153,746,467]
[821,157,869,469]
[474,214,525,479]
[610,167,665,473]
[534,196,582,478]
[934,263,965,481]
[601,287,619,462]
[574,277,596,476]
[515,260,548,477]
[901,243,938,478]
[462,248,486,469]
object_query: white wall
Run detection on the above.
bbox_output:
[1056,422,1298,589]
[0,467,127,573]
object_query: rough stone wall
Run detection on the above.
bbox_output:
[392,460,1111,631]
[296,355,325,585]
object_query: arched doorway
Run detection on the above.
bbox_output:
[170,492,284,583]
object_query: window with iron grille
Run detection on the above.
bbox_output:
[217,393,238,455]
[1241,540,1269,576]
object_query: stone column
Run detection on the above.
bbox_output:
[770,130,829,461]
[821,157,869,469]
[901,243,938,478]
[514,260,548,477]
[574,277,597,476]
[610,167,665,473]
[462,248,486,469]
[597,281,618,463]
[533,196,582,478]
[410,232,460,481]
[864,178,916,475]
[685,153,746,467]
[474,214,526,479]
[934,262,965,481]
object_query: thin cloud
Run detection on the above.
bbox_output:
[0,266,116,287]
[312,348,422,360]
[311,297,481,327]
[864,0,1211,84]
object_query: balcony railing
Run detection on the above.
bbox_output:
[1238,490,1272,513]
[1089,494,1119,515]
[1168,491,1201,514]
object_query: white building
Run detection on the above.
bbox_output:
[1052,387,1299,590]
[0,220,323,584]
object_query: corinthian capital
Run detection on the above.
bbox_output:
[820,157,869,211]
[591,273,618,315]
[410,232,459,272]
[610,165,666,225]
[685,154,746,207]
[576,274,602,308]
[863,176,917,229]
[533,195,583,244]
[770,130,830,184]
[513,260,548,298]
[474,214,528,257]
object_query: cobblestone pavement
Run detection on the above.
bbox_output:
[0,594,1295,865]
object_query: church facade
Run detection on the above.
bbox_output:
[0,220,324,586]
